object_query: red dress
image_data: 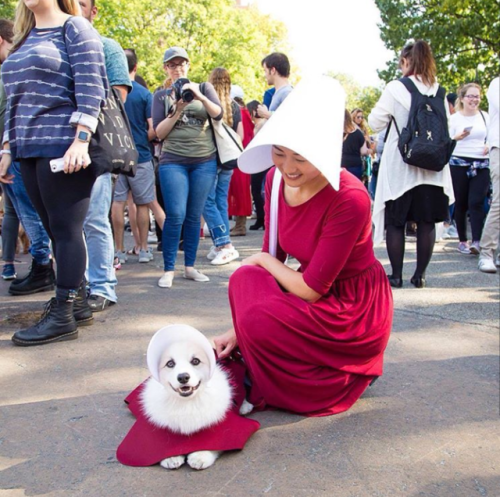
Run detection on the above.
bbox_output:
[228,108,254,217]
[228,168,393,417]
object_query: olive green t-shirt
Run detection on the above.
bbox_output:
[152,82,222,164]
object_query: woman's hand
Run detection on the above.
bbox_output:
[63,140,91,174]
[241,252,268,267]
[0,153,13,184]
[453,129,471,141]
[213,328,238,359]
[483,145,489,156]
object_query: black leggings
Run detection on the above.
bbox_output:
[251,169,270,222]
[450,166,490,242]
[20,158,95,294]
[386,222,436,279]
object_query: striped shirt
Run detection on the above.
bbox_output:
[2,16,109,160]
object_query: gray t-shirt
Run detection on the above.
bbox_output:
[269,84,293,112]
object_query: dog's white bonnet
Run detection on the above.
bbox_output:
[237,75,346,190]
[147,324,216,382]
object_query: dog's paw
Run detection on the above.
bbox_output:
[160,455,186,469]
[239,399,254,415]
[187,450,220,470]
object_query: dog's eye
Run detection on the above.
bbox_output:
[191,358,201,366]
[166,360,175,368]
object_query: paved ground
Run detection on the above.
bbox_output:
[0,225,499,497]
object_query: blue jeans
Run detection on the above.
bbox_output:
[3,161,51,265]
[158,159,217,271]
[203,168,233,248]
[1,187,19,262]
[83,173,117,301]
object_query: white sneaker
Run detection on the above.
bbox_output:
[147,231,158,243]
[139,249,151,263]
[478,258,497,273]
[158,271,174,288]
[207,246,218,261]
[211,247,239,266]
[184,268,210,282]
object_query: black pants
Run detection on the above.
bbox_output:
[251,168,270,222]
[450,166,490,242]
[20,158,95,294]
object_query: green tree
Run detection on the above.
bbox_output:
[94,0,287,98]
[327,72,381,130]
[0,0,288,99]
[375,0,500,93]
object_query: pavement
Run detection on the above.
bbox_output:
[0,226,499,497]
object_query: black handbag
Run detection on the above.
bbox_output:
[62,19,138,177]
[89,87,138,177]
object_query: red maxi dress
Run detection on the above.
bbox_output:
[229,168,393,417]
[228,108,254,217]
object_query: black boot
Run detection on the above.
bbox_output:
[73,280,94,326]
[249,219,265,231]
[9,258,55,296]
[11,297,78,346]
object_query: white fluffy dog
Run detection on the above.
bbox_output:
[141,325,252,470]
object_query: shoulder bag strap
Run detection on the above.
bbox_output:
[269,169,282,258]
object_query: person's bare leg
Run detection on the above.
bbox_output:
[136,204,150,251]
[126,192,140,252]
[111,201,126,252]
[148,199,165,231]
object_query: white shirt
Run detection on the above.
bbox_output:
[368,76,454,245]
[449,111,490,159]
[487,77,499,149]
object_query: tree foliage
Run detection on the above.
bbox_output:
[0,0,288,100]
[375,0,500,94]
[328,72,382,130]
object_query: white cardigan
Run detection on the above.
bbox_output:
[368,76,455,245]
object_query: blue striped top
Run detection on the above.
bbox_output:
[2,16,109,160]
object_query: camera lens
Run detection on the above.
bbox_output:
[182,89,194,103]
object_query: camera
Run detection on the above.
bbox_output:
[170,78,194,103]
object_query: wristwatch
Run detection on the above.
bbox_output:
[77,130,91,143]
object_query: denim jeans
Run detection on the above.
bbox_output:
[1,187,19,262]
[3,161,51,265]
[158,159,217,271]
[83,173,117,301]
[203,168,233,248]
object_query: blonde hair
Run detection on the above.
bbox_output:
[344,108,355,134]
[455,82,481,112]
[208,67,233,127]
[13,0,81,52]
[351,108,369,136]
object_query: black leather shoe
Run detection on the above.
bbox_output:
[9,258,55,295]
[88,294,115,312]
[12,298,78,346]
[388,275,403,288]
[410,275,426,288]
[249,220,265,231]
[73,281,94,325]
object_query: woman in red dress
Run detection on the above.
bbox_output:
[214,76,393,417]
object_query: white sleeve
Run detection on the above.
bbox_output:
[368,84,397,132]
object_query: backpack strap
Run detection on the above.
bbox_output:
[399,77,418,94]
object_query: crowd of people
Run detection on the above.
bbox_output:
[0,0,497,418]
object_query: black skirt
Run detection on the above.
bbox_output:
[385,184,449,227]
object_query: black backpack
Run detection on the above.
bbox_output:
[389,77,456,172]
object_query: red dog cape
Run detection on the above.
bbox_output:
[116,358,260,467]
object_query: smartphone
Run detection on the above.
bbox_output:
[463,126,473,133]
[49,157,65,173]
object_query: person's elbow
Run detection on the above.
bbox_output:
[302,286,322,303]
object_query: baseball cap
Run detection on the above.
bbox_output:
[163,47,189,64]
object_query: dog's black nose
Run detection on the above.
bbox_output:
[177,373,190,384]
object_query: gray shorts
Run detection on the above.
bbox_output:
[113,161,155,205]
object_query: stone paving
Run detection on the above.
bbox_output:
[0,227,498,496]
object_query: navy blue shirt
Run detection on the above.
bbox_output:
[124,81,152,163]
